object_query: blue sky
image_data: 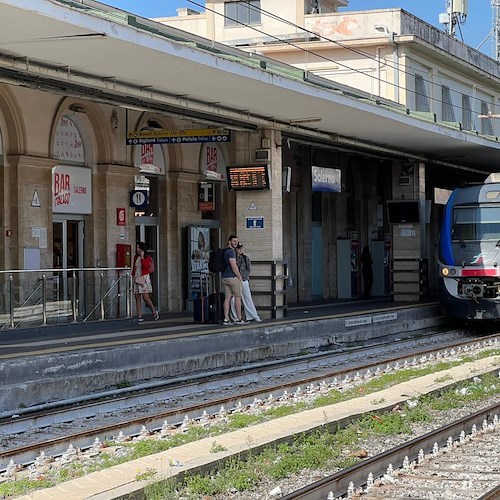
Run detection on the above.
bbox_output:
[103,0,495,57]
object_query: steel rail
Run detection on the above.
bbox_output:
[1,331,498,471]
[281,402,500,499]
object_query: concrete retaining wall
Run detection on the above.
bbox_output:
[0,305,444,412]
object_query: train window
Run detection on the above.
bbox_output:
[453,206,500,241]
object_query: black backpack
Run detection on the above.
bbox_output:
[208,248,227,273]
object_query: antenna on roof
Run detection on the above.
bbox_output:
[494,0,500,60]
[439,0,468,38]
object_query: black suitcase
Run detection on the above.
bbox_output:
[193,274,210,323]
[208,292,225,324]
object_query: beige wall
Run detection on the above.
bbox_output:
[0,82,284,312]
[160,6,500,136]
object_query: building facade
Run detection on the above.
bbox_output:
[0,0,499,328]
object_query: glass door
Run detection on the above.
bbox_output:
[53,220,83,269]
[135,220,159,309]
[53,218,84,319]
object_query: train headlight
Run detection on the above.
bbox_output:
[442,267,449,276]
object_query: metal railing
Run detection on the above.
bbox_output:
[0,267,132,331]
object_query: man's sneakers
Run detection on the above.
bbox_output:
[234,318,249,325]
[154,311,160,321]
[223,318,249,325]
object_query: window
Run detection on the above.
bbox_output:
[462,94,473,130]
[453,206,500,241]
[481,101,494,136]
[441,85,456,122]
[224,1,261,26]
[415,74,430,112]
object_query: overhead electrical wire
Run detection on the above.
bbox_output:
[230,0,499,118]
[186,0,498,125]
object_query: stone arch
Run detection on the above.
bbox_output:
[131,113,175,171]
[0,83,27,155]
[51,98,112,166]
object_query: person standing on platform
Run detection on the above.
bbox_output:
[230,242,262,322]
[222,235,247,325]
[360,245,373,298]
[132,242,159,322]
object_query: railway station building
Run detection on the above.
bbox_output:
[0,0,499,327]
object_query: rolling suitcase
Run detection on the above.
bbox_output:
[208,292,225,324]
[193,274,210,323]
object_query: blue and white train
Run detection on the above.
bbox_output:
[438,174,500,320]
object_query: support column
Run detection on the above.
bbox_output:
[297,145,312,303]
[234,129,285,318]
[390,161,427,302]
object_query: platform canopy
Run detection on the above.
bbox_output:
[0,0,499,170]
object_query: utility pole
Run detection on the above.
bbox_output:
[494,0,500,61]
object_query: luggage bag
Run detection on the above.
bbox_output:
[208,292,225,324]
[193,274,210,323]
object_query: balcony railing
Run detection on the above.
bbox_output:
[0,267,132,331]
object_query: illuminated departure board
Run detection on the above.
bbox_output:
[226,165,270,191]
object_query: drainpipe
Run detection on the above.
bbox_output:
[375,46,382,97]
[392,40,400,104]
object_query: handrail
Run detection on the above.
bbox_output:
[83,272,128,322]
[0,267,130,275]
[251,260,288,319]
[0,267,133,331]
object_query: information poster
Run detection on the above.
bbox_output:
[189,226,210,300]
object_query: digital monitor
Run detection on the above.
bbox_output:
[387,200,421,224]
[226,165,271,191]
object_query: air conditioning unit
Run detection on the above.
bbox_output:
[255,149,270,162]
[399,175,411,186]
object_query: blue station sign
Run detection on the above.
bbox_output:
[246,217,265,229]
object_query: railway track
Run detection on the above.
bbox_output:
[0,332,498,473]
[281,402,500,499]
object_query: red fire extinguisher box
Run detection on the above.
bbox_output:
[116,244,131,268]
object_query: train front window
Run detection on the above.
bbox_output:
[453,206,500,241]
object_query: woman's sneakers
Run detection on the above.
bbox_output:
[223,319,232,326]
[154,311,160,321]
[138,318,144,323]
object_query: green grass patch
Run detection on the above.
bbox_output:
[0,478,54,497]
[3,348,498,498]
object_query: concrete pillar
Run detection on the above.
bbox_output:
[390,161,427,302]
[297,145,312,303]
[234,129,285,317]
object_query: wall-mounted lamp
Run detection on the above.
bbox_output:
[146,119,163,130]
[374,24,396,44]
[68,104,86,113]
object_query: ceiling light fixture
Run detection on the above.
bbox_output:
[289,117,322,124]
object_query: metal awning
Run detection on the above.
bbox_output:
[0,0,499,170]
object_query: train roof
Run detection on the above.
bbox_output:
[452,182,500,205]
